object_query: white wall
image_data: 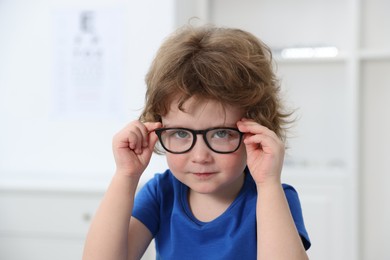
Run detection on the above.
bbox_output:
[0,0,173,189]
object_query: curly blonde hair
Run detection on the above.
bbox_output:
[140,25,292,142]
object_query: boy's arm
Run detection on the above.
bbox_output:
[256,182,308,260]
[83,174,152,260]
[82,121,161,260]
[237,119,308,260]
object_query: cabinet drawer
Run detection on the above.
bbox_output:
[0,236,84,260]
[0,190,103,237]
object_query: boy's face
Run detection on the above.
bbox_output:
[161,97,247,195]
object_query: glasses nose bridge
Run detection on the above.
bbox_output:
[191,129,211,149]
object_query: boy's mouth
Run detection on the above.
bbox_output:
[193,172,215,178]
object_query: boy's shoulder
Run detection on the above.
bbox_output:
[149,169,175,184]
[143,169,179,194]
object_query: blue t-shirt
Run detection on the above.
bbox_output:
[133,168,311,259]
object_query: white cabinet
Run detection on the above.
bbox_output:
[0,188,103,260]
[0,186,156,260]
[360,1,390,259]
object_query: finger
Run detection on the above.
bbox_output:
[244,133,272,147]
[113,124,138,150]
[130,121,150,148]
[131,121,162,153]
[115,121,162,155]
[146,122,162,145]
[129,129,144,154]
[237,120,278,139]
[119,121,146,154]
[243,133,285,155]
[144,121,162,132]
[124,127,141,154]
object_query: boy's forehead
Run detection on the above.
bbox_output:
[163,97,244,127]
[169,97,225,115]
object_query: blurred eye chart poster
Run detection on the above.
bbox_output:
[51,8,125,120]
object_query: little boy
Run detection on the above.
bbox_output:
[83,25,311,260]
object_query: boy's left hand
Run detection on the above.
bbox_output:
[237,118,285,186]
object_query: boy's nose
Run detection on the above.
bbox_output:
[190,136,212,163]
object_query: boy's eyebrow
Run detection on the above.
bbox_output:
[161,122,239,128]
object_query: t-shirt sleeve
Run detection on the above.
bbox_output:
[132,176,161,236]
[283,184,312,250]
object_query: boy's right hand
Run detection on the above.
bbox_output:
[112,121,162,177]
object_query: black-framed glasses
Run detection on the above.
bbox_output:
[154,127,244,154]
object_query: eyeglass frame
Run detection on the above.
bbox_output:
[154,127,244,154]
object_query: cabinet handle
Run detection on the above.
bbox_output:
[82,213,92,222]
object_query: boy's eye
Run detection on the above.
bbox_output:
[209,129,241,140]
[172,130,191,139]
[213,130,229,138]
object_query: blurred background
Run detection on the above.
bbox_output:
[0,0,389,259]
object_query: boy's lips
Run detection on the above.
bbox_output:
[192,172,216,178]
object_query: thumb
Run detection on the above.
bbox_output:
[148,130,159,151]
[144,122,162,150]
